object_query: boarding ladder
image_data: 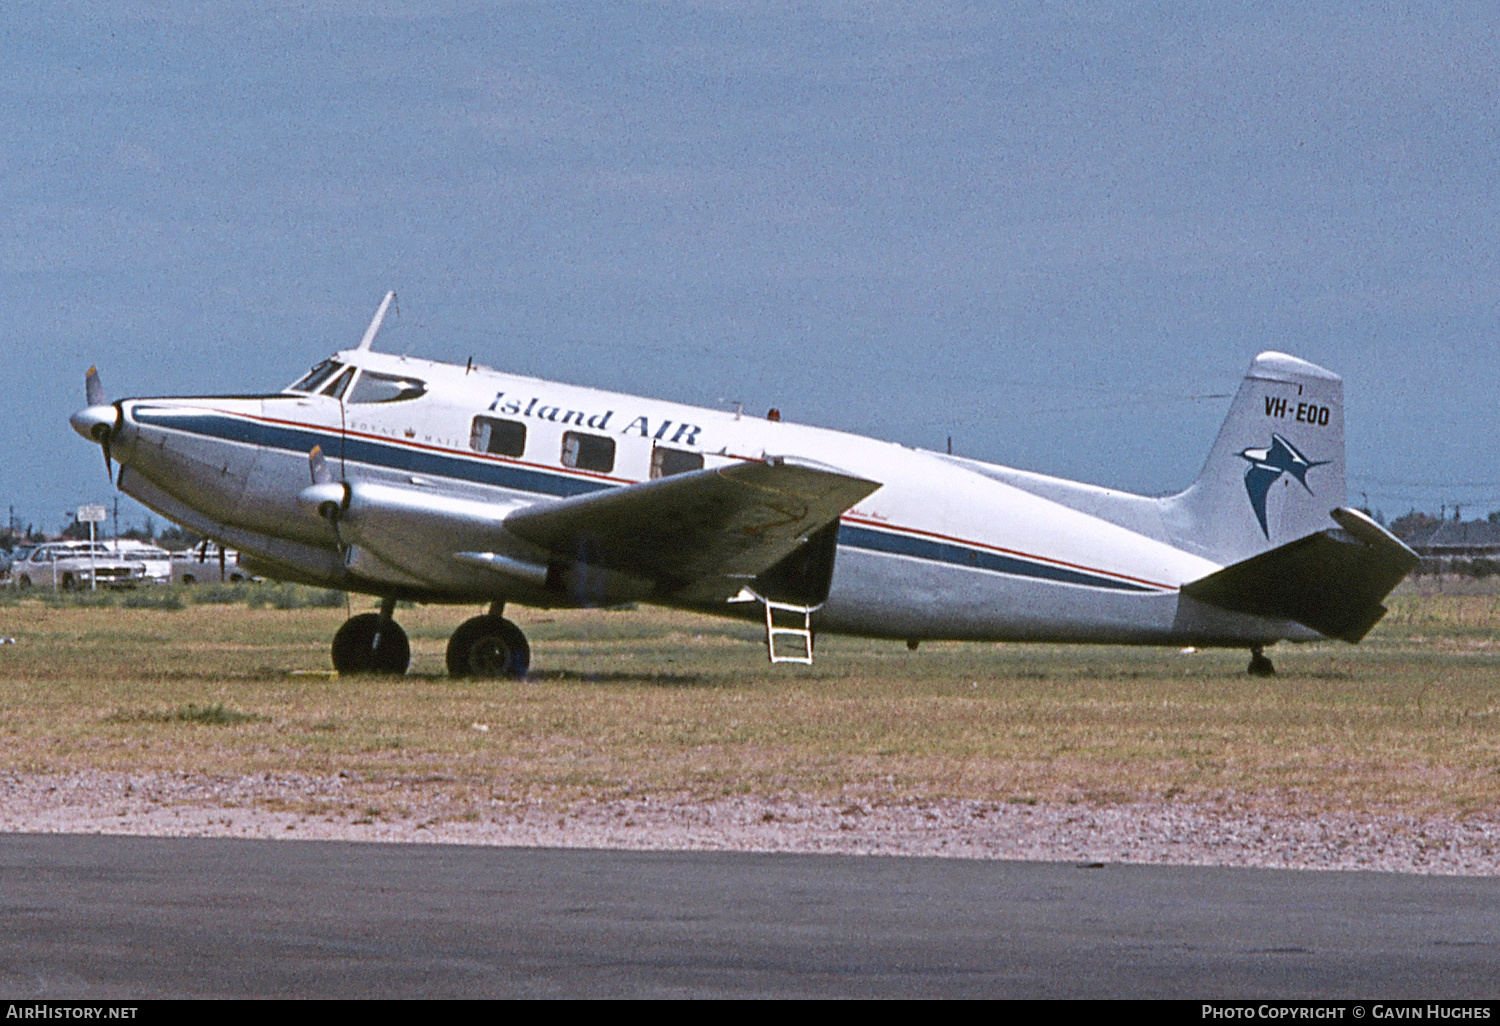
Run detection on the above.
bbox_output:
[729,587,816,664]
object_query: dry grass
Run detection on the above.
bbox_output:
[0,590,1497,816]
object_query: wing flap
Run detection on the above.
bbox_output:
[503,457,880,599]
[1180,507,1417,643]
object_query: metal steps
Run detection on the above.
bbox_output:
[729,587,816,664]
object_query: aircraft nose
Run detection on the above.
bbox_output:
[70,404,119,442]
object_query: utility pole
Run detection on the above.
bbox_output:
[113,497,120,550]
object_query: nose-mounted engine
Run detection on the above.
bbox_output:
[68,367,124,482]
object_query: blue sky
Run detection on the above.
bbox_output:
[3,2,1497,535]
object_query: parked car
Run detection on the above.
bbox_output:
[171,542,256,584]
[8,541,149,590]
[0,546,24,581]
[105,540,173,585]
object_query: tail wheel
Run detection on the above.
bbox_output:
[331,612,410,675]
[1248,646,1276,677]
[447,615,530,679]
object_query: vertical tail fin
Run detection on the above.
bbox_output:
[1165,352,1346,564]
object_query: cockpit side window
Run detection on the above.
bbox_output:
[321,367,356,400]
[348,372,427,404]
[288,360,342,393]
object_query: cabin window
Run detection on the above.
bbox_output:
[469,416,526,458]
[321,367,356,400]
[348,371,427,404]
[561,431,615,473]
[651,447,704,478]
[288,360,342,393]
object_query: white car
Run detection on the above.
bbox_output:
[0,546,26,580]
[9,541,148,591]
[105,540,173,585]
[172,542,255,584]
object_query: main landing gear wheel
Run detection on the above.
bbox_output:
[447,615,531,679]
[331,612,411,675]
[1247,645,1276,677]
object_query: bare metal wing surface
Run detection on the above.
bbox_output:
[499,458,880,601]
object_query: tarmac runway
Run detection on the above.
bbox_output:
[1,833,1497,998]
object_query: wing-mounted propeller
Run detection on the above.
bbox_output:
[69,366,123,483]
[299,445,350,548]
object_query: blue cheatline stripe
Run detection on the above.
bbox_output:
[837,524,1158,592]
[135,407,1156,592]
[131,407,610,499]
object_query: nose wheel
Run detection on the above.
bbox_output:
[447,613,531,679]
[331,601,410,675]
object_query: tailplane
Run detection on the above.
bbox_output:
[1164,352,1346,564]
[1181,508,1417,642]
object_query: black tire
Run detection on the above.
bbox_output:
[1248,649,1276,677]
[331,612,410,675]
[446,615,530,679]
[61,574,77,592]
[16,576,31,590]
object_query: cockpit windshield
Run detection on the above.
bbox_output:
[287,360,343,393]
[347,372,426,404]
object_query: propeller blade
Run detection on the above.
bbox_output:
[82,367,114,483]
[308,445,333,485]
[85,366,106,407]
[305,446,347,551]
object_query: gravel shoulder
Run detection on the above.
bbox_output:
[2,770,1496,875]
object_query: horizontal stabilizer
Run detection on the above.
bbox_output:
[1180,508,1418,643]
[503,457,880,600]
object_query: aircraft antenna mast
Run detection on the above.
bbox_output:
[355,291,397,352]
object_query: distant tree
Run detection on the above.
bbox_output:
[60,520,93,540]
[121,515,158,542]
[1389,510,1441,539]
[1489,510,1500,524]
[156,523,202,550]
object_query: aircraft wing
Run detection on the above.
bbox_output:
[502,457,881,601]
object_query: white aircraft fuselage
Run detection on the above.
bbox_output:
[71,314,1416,677]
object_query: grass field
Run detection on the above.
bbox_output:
[1,583,1497,818]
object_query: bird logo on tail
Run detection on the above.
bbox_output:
[1238,434,1329,538]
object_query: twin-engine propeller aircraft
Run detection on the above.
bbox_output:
[71,292,1416,679]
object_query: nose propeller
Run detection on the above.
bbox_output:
[71,366,121,483]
